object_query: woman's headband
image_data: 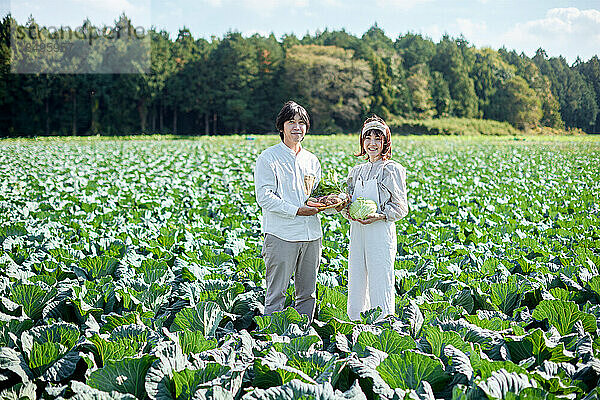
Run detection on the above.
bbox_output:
[361,121,388,136]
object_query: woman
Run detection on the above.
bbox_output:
[342,115,408,320]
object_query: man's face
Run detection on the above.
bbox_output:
[282,114,307,146]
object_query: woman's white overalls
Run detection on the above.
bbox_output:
[347,162,396,320]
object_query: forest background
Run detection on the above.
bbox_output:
[1,14,599,137]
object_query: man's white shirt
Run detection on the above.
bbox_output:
[254,142,322,242]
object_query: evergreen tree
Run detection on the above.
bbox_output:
[281,33,300,50]
[576,56,600,132]
[500,48,563,129]
[0,15,12,134]
[362,24,394,54]
[146,29,176,133]
[0,15,597,136]
[282,45,372,133]
[430,35,478,118]
[406,63,435,119]
[395,33,436,70]
[163,28,203,134]
[430,71,452,117]
[361,25,397,120]
[488,75,542,129]
[534,50,598,131]
[362,25,409,118]
[366,54,393,120]
[471,48,510,118]
[209,32,259,133]
[317,29,368,58]
[245,33,285,131]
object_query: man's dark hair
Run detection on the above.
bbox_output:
[275,101,310,141]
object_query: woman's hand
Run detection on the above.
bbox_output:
[353,213,386,225]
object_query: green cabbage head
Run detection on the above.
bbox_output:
[349,197,378,219]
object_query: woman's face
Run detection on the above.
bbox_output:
[362,130,384,161]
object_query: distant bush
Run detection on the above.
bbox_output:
[387,117,520,136]
[527,126,586,135]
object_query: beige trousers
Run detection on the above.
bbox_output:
[262,233,322,321]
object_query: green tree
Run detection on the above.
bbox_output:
[366,54,393,120]
[281,33,300,50]
[171,35,213,134]
[209,32,259,133]
[0,15,13,134]
[146,29,176,133]
[395,33,436,70]
[533,49,598,131]
[163,28,204,134]
[361,26,396,120]
[245,33,285,132]
[471,48,509,118]
[576,56,600,132]
[430,35,478,118]
[499,48,563,129]
[315,28,369,58]
[362,25,410,118]
[282,45,372,133]
[430,71,452,117]
[362,24,394,54]
[406,64,435,119]
[488,75,542,129]
[2,14,598,137]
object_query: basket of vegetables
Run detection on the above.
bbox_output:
[306,193,348,210]
[306,171,348,211]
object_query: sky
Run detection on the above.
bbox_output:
[4,0,600,64]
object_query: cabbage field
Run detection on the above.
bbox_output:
[1,135,599,400]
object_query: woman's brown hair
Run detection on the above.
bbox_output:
[355,115,392,160]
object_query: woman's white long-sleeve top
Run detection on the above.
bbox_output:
[346,159,408,222]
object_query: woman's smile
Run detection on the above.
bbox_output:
[363,131,384,161]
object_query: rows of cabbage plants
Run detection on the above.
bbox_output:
[0,135,599,400]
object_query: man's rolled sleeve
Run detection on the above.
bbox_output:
[254,156,299,219]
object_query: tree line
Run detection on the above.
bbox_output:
[1,14,599,136]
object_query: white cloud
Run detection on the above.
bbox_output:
[10,0,41,14]
[426,24,442,40]
[202,0,223,6]
[71,0,145,17]
[501,7,600,62]
[10,1,52,22]
[71,0,151,26]
[200,0,308,16]
[374,0,432,10]
[322,0,344,6]
[455,18,487,41]
[11,0,152,27]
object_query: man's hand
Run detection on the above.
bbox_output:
[297,206,319,216]
[334,198,350,212]
[353,213,386,225]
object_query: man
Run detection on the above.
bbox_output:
[254,101,321,321]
